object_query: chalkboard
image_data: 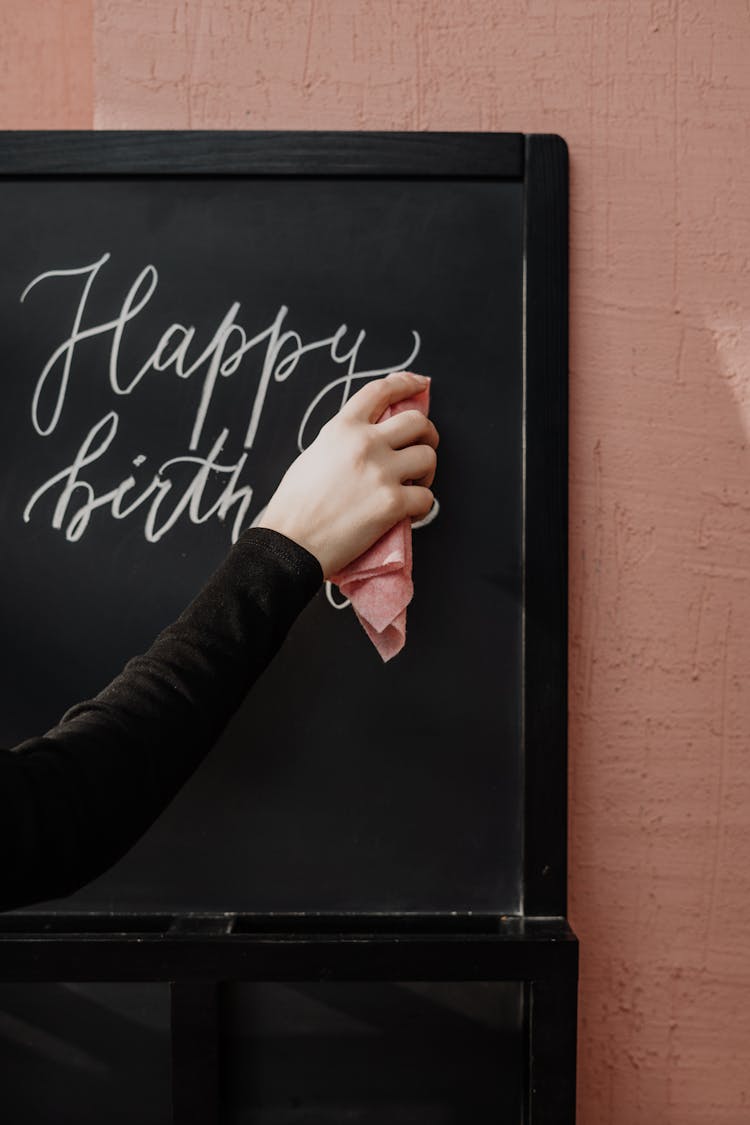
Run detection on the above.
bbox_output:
[0,132,567,917]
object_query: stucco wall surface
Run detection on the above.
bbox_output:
[1,2,749,1122]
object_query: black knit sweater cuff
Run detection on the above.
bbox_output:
[234,527,324,605]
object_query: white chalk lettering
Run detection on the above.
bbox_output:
[19,252,433,549]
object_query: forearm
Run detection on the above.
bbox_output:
[0,528,322,911]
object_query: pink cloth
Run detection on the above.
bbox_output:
[330,375,431,661]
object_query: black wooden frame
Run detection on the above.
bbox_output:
[0,130,574,1124]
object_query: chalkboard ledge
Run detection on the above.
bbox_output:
[0,912,577,982]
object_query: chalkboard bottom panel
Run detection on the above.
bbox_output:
[221,981,523,1125]
[0,981,171,1125]
[0,981,523,1125]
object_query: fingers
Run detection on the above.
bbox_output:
[394,444,438,488]
[342,371,430,424]
[379,409,439,451]
[401,483,435,520]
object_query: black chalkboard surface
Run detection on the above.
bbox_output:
[0,132,560,917]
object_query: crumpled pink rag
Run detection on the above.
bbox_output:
[330,373,431,662]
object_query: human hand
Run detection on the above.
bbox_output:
[256,372,439,579]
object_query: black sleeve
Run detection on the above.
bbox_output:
[0,527,323,913]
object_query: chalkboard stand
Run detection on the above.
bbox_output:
[0,131,575,1123]
[0,912,577,1123]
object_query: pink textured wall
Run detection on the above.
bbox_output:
[2,2,750,1121]
[0,0,91,127]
